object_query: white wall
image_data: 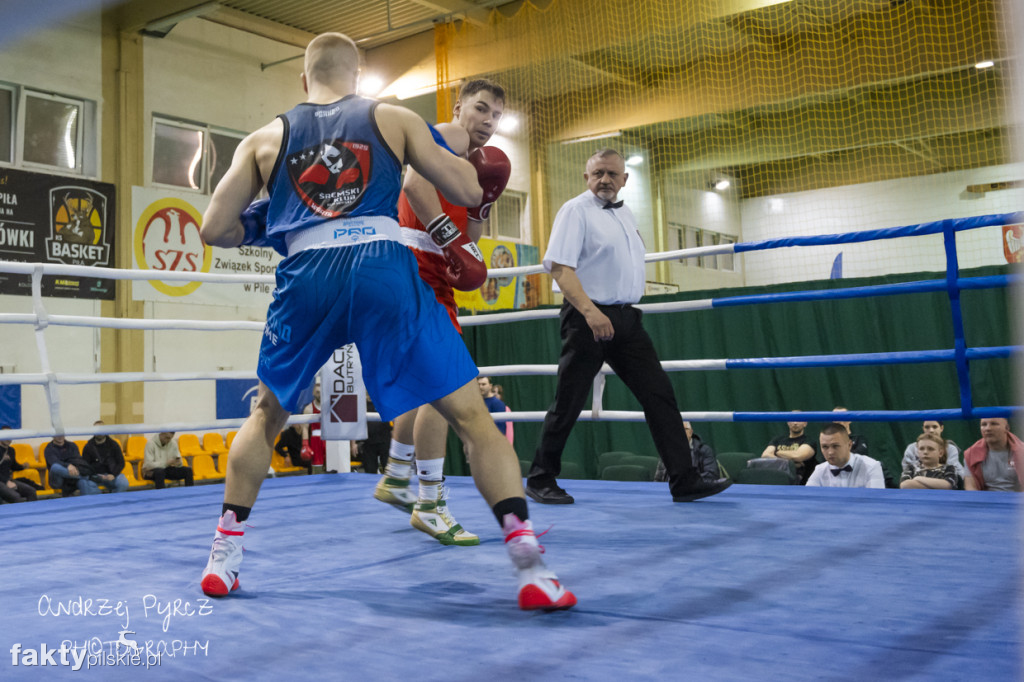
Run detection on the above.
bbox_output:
[665,184,744,291]
[741,164,1024,286]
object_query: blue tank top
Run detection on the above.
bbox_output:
[266,95,402,239]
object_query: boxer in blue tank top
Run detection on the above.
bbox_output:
[197,33,576,611]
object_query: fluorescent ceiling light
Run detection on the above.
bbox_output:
[625,155,643,167]
[975,60,995,70]
[713,179,731,191]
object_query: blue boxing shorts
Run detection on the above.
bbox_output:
[257,240,478,421]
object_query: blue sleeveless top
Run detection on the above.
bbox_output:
[266,95,403,239]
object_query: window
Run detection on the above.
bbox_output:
[153,120,205,190]
[0,86,13,164]
[668,223,703,266]
[22,91,84,172]
[151,117,244,193]
[209,130,243,190]
[700,231,720,269]
[487,189,525,241]
[685,225,701,266]
[719,235,735,271]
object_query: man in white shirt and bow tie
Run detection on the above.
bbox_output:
[806,422,884,488]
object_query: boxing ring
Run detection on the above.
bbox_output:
[0,213,1020,679]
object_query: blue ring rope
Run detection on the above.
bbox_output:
[709,275,1013,308]
[733,212,1022,253]
[724,346,1017,369]
[731,407,1018,423]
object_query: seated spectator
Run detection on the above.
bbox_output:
[45,434,93,497]
[760,412,817,484]
[806,423,884,488]
[0,426,37,503]
[964,418,1022,492]
[275,423,311,474]
[832,406,897,487]
[831,407,869,455]
[899,432,958,490]
[901,420,964,482]
[142,432,194,489]
[80,421,129,495]
[655,422,720,483]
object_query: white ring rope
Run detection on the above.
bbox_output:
[0,222,1005,441]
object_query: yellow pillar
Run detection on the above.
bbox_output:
[100,16,146,426]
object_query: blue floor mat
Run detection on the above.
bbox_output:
[1,475,1019,680]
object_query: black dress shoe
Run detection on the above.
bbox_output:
[672,477,732,503]
[526,484,575,505]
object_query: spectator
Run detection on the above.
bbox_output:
[275,423,311,474]
[142,432,195,489]
[964,418,1022,492]
[832,406,897,487]
[0,426,37,503]
[301,382,325,469]
[490,383,514,445]
[901,420,964,481]
[899,432,958,490]
[478,376,513,444]
[45,434,92,497]
[760,413,817,484]
[655,421,720,483]
[806,423,884,488]
[80,421,129,494]
[831,407,869,456]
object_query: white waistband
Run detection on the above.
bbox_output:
[284,217,402,257]
[400,227,443,256]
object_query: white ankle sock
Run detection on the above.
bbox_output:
[385,440,415,479]
[417,458,444,500]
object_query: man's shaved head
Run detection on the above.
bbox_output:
[305,33,359,88]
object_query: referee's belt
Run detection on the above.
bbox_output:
[284,216,402,257]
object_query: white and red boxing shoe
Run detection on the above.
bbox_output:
[201,510,245,597]
[502,513,576,611]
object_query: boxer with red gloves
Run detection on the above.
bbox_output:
[375,79,512,547]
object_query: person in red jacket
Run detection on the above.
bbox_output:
[964,417,1023,492]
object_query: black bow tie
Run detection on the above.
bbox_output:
[830,464,853,476]
[603,200,623,210]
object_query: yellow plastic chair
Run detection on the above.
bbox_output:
[192,454,223,482]
[125,436,147,464]
[177,433,204,465]
[202,432,228,458]
[14,443,44,469]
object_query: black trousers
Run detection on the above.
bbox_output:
[529,303,697,494]
[0,479,38,503]
[145,466,194,489]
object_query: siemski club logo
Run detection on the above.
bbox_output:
[134,198,212,296]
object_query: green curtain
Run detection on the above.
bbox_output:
[445,265,1015,480]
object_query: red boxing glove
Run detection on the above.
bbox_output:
[426,214,487,291]
[300,439,314,463]
[467,146,511,222]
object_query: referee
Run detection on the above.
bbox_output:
[526,148,731,504]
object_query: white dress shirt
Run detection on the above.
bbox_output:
[805,453,885,488]
[543,190,646,305]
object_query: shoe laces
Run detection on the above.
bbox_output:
[435,486,459,528]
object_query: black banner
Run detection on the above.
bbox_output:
[0,168,116,299]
